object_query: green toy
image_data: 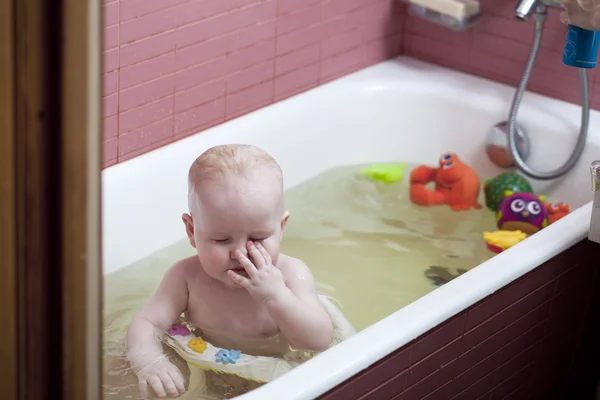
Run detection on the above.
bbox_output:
[360,164,406,184]
[483,172,534,211]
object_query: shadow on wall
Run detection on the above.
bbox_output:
[102,0,404,168]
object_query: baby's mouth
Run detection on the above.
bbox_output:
[231,267,248,278]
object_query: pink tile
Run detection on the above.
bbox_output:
[319,48,363,82]
[320,9,363,38]
[278,0,321,15]
[103,93,118,117]
[225,80,273,118]
[103,138,118,163]
[322,28,362,58]
[322,0,363,20]
[175,0,236,29]
[175,79,226,113]
[175,1,277,49]
[227,20,276,52]
[275,43,319,76]
[407,16,472,46]
[104,158,118,168]
[103,115,118,140]
[361,33,402,66]
[175,57,227,91]
[468,51,522,87]
[104,25,119,51]
[406,34,470,71]
[104,49,119,73]
[227,61,274,93]
[471,32,529,64]
[276,24,321,55]
[226,39,275,73]
[174,99,225,135]
[119,74,175,112]
[175,36,228,70]
[104,1,119,26]
[274,63,319,99]
[120,52,176,89]
[277,5,321,36]
[119,137,173,162]
[119,117,173,156]
[360,2,403,42]
[475,15,533,44]
[104,70,119,96]
[120,0,186,22]
[119,96,174,133]
[119,6,178,44]
[119,31,177,67]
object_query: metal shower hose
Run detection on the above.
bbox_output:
[508,10,590,180]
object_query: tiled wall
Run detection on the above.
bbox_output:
[102,0,404,167]
[404,1,600,108]
[319,239,600,400]
[102,0,599,168]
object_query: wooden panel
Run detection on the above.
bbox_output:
[61,0,103,398]
[319,239,600,400]
[0,0,18,396]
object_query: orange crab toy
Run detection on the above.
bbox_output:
[410,152,482,211]
[545,201,570,224]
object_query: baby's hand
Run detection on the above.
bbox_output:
[229,241,288,304]
[560,0,600,30]
[134,357,185,399]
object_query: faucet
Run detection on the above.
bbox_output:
[515,0,562,20]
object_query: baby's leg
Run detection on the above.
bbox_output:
[205,371,263,399]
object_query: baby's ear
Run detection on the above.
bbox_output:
[182,213,196,248]
[280,211,291,235]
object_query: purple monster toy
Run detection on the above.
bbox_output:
[495,191,548,235]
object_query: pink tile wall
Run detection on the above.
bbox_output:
[102,0,599,168]
[102,0,404,167]
[404,1,600,107]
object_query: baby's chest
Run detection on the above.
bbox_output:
[186,290,278,337]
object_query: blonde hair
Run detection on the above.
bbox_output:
[187,144,283,211]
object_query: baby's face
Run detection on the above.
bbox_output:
[184,174,288,288]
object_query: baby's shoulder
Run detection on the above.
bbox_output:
[277,254,312,278]
[167,256,200,281]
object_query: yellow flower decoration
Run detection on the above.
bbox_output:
[188,338,207,354]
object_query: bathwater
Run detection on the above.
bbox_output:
[103,163,497,399]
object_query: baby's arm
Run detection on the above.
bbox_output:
[266,257,334,351]
[126,261,189,398]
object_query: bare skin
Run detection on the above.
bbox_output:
[560,0,600,30]
[126,164,333,399]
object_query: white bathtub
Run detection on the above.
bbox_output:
[102,56,597,399]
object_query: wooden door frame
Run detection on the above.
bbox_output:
[1,0,102,398]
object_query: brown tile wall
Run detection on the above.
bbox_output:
[318,239,600,400]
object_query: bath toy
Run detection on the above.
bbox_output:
[216,349,241,364]
[361,163,406,184]
[483,172,534,211]
[168,323,191,336]
[496,192,548,234]
[425,266,467,287]
[545,201,571,224]
[483,230,528,254]
[409,152,481,211]
[189,338,208,354]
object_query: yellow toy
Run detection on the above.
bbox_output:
[361,163,406,184]
[483,230,527,253]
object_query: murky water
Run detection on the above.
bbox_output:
[103,163,497,399]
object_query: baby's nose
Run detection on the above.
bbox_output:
[230,246,248,260]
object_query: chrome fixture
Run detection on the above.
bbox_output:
[485,0,590,180]
[590,161,600,243]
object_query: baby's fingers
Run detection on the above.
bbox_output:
[254,242,272,265]
[168,369,186,395]
[138,379,150,399]
[159,372,180,397]
[147,375,167,398]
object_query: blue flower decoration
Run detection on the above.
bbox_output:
[215,349,241,364]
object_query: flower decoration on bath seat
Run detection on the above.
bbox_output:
[168,324,191,337]
[215,349,241,364]
[188,338,208,354]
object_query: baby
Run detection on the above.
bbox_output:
[560,0,600,30]
[126,144,334,399]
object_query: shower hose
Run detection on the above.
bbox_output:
[508,9,590,180]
